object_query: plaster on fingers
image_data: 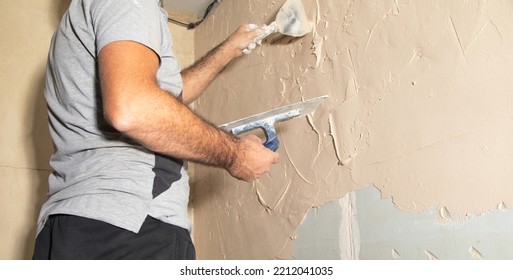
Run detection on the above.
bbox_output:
[243,24,263,54]
[242,41,257,54]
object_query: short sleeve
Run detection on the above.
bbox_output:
[91,0,163,57]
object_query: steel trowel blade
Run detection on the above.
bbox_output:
[276,0,312,37]
[219,95,327,134]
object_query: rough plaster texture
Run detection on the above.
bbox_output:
[192,0,513,259]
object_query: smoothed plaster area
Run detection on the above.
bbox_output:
[193,0,513,259]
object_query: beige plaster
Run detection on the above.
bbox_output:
[192,0,513,259]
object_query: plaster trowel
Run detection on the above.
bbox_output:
[253,0,312,43]
[219,96,327,151]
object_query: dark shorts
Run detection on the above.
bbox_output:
[33,214,195,260]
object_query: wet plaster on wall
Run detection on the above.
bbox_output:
[192,0,513,259]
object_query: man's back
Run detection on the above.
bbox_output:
[38,0,190,236]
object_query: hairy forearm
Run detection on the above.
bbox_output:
[181,24,261,104]
[99,41,240,168]
[181,43,234,105]
[98,37,278,182]
[113,84,239,169]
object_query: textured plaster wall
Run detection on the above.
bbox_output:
[0,0,194,260]
[192,0,513,259]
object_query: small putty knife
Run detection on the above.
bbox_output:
[253,0,312,42]
[219,96,327,151]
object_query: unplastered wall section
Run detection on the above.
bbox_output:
[192,0,513,259]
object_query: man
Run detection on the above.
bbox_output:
[33,0,279,260]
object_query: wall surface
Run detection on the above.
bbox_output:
[0,0,69,260]
[192,0,513,259]
[0,0,194,260]
[296,185,513,260]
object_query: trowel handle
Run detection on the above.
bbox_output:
[262,123,280,152]
[254,22,278,42]
[226,119,280,151]
[264,136,280,152]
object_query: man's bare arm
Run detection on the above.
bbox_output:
[99,40,278,181]
[181,24,260,104]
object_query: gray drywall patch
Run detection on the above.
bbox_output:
[294,191,360,260]
[356,185,513,259]
[293,199,343,259]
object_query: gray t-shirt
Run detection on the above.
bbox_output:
[37,0,191,234]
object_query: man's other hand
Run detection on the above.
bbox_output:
[222,23,263,57]
[228,134,280,182]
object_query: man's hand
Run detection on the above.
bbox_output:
[221,23,262,57]
[228,135,280,182]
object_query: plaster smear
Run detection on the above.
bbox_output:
[192,0,513,259]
